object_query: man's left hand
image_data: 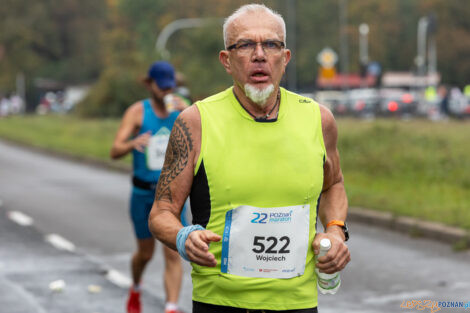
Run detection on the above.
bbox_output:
[313,231,350,274]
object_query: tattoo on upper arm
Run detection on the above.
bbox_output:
[155,118,193,202]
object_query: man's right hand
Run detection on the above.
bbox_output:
[132,131,152,152]
[185,230,221,267]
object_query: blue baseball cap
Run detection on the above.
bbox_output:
[147,61,176,90]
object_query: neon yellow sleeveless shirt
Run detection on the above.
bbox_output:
[191,87,326,310]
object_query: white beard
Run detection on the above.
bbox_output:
[244,83,275,108]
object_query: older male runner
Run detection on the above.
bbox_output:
[149,4,351,312]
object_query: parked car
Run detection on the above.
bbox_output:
[446,88,470,118]
[378,88,419,117]
[346,88,379,118]
[314,90,348,115]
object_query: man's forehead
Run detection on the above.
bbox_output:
[227,12,284,42]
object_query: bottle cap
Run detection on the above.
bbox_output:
[320,238,331,251]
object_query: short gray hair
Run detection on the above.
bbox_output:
[223,4,286,49]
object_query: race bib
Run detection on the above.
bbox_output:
[145,128,170,170]
[221,204,310,279]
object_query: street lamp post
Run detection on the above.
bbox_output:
[155,18,223,59]
[359,23,369,66]
[427,15,437,76]
[359,23,369,87]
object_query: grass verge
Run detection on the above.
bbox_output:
[0,115,469,230]
[338,118,470,230]
[0,115,130,165]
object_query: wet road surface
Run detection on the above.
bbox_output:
[1,140,469,313]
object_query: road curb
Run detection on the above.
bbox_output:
[2,138,469,248]
[349,207,470,246]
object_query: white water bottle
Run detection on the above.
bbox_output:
[163,94,177,112]
[315,238,341,294]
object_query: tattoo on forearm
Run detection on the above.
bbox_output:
[155,118,193,202]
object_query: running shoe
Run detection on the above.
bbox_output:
[165,309,185,313]
[126,288,141,313]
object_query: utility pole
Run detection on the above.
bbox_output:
[286,0,297,91]
[339,0,349,89]
[415,15,437,86]
[16,72,26,109]
[416,16,428,77]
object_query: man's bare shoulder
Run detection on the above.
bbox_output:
[319,103,338,146]
[126,101,144,116]
[177,104,201,131]
[174,105,201,165]
[121,101,144,125]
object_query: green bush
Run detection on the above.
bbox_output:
[76,66,148,117]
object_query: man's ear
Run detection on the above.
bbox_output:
[283,49,291,67]
[142,78,153,91]
[219,50,232,74]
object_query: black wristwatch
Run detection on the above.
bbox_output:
[341,222,349,242]
[326,220,350,242]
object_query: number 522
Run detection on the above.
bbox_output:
[252,236,290,254]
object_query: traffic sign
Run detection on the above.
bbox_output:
[317,47,338,68]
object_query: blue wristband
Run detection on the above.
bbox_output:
[176,224,205,261]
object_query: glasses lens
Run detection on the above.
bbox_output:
[263,40,282,50]
[237,41,256,51]
[231,40,284,55]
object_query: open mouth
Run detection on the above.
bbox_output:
[250,70,269,82]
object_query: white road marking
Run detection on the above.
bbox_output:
[105,269,132,288]
[452,281,470,290]
[363,290,434,305]
[45,234,76,252]
[48,279,66,292]
[7,210,34,226]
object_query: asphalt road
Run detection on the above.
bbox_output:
[1,140,470,313]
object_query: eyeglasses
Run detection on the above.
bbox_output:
[226,40,285,55]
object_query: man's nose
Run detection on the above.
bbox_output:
[252,43,266,61]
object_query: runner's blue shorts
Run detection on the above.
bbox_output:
[130,187,189,239]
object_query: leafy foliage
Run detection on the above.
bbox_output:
[75,66,148,117]
[0,0,105,86]
[2,0,470,116]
